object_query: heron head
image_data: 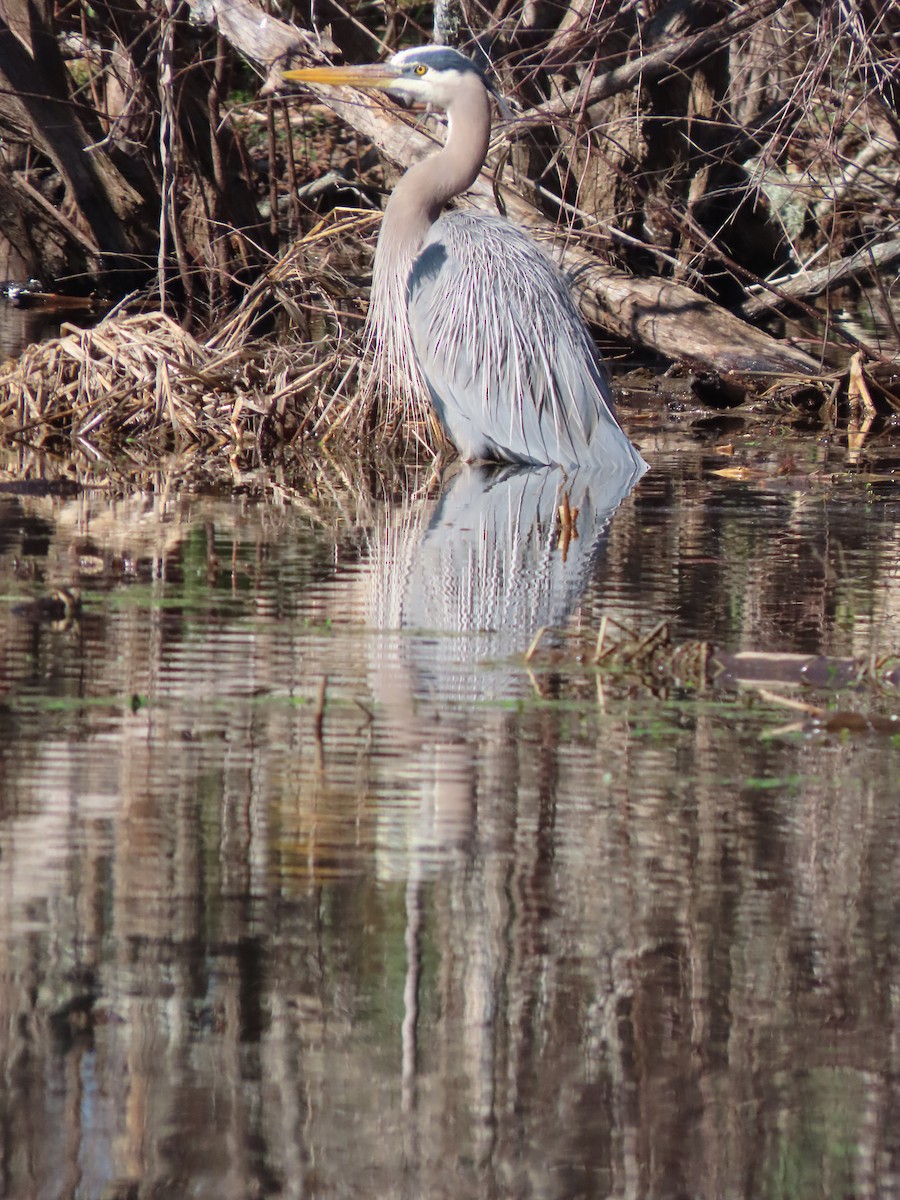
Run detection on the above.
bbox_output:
[284,45,498,110]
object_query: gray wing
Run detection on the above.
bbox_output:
[406,212,644,471]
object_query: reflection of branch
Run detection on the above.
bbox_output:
[525,0,790,122]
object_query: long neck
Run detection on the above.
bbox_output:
[380,72,492,260]
[366,72,492,409]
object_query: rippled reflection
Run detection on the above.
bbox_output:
[1,447,899,1199]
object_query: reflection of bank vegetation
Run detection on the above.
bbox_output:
[1,447,899,1194]
[526,614,900,721]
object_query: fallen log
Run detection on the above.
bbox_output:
[712,649,900,691]
[542,616,900,696]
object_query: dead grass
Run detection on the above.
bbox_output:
[0,311,235,444]
[0,210,438,459]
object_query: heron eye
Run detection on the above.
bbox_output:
[414,64,427,76]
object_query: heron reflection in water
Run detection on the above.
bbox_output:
[285,46,646,473]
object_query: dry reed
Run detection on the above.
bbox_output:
[0,212,434,458]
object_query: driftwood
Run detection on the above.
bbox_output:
[712,650,900,692]
[190,0,819,377]
[744,236,900,317]
[531,0,792,123]
[531,617,900,699]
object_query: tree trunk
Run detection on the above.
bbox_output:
[0,0,273,304]
[0,7,150,280]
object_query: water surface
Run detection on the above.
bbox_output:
[1,426,900,1199]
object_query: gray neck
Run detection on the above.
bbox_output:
[379,72,492,260]
[365,70,492,411]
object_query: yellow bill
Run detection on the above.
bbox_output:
[283,64,402,90]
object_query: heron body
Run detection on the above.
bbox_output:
[285,47,645,472]
[407,211,637,466]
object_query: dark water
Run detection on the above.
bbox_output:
[1,424,900,1199]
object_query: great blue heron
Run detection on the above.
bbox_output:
[285,46,645,472]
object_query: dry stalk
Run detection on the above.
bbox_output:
[0,210,433,456]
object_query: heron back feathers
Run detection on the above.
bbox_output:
[406,211,642,470]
